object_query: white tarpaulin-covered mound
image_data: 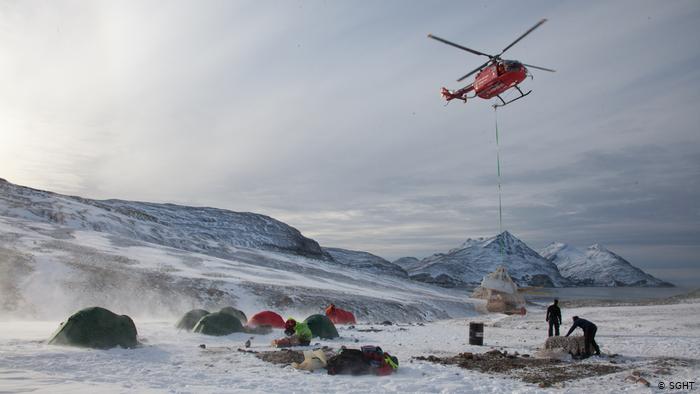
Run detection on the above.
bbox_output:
[471,267,526,315]
[543,335,587,356]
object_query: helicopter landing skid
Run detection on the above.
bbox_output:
[493,86,531,108]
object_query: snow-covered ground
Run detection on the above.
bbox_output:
[2,301,698,393]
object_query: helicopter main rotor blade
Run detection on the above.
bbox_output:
[499,18,547,56]
[457,60,492,82]
[428,34,494,58]
[522,63,556,72]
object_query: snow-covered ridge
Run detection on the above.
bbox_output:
[324,247,408,278]
[540,242,673,287]
[0,178,330,260]
[404,231,568,288]
[392,256,421,271]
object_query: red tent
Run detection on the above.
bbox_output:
[247,310,285,328]
[325,304,356,325]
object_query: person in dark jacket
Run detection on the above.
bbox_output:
[546,299,562,337]
[565,316,601,356]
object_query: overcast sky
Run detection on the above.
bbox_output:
[1,0,698,285]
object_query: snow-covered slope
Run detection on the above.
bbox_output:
[0,178,330,260]
[540,242,673,287]
[0,214,478,322]
[324,247,408,278]
[0,179,476,321]
[406,231,568,288]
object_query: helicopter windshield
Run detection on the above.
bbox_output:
[504,61,522,71]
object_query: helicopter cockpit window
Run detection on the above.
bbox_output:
[505,61,521,71]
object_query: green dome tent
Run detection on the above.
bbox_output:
[48,306,139,349]
[176,309,210,331]
[193,312,243,336]
[304,314,339,339]
[219,306,247,324]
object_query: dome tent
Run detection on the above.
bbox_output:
[48,306,139,349]
[219,306,247,324]
[176,309,210,331]
[304,314,339,339]
[325,304,356,325]
[471,266,526,315]
[247,310,285,329]
[193,312,244,336]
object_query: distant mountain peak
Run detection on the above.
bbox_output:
[540,242,673,287]
[461,230,523,251]
[588,243,607,251]
[484,230,520,248]
[409,231,567,288]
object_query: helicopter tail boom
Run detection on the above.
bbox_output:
[441,85,474,103]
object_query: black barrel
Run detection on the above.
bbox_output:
[469,322,484,346]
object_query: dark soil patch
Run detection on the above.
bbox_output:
[521,363,622,387]
[414,350,623,386]
[415,350,558,374]
[254,347,338,367]
[256,349,304,365]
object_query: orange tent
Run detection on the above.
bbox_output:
[325,304,356,325]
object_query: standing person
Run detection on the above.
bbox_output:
[565,316,601,356]
[546,299,562,337]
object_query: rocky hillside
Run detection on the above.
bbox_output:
[0,178,330,260]
[540,242,674,287]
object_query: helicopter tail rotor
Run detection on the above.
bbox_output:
[441,87,462,102]
[439,87,456,101]
[440,85,474,103]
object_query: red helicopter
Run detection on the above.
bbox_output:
[429,19,555,107]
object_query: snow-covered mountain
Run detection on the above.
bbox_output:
[324,248,408,278]
[540,242,673,287]
[0,179,475,321]
[0,178,330,260]
[404,231,568,288]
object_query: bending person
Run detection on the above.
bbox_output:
[565,316,601,356]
